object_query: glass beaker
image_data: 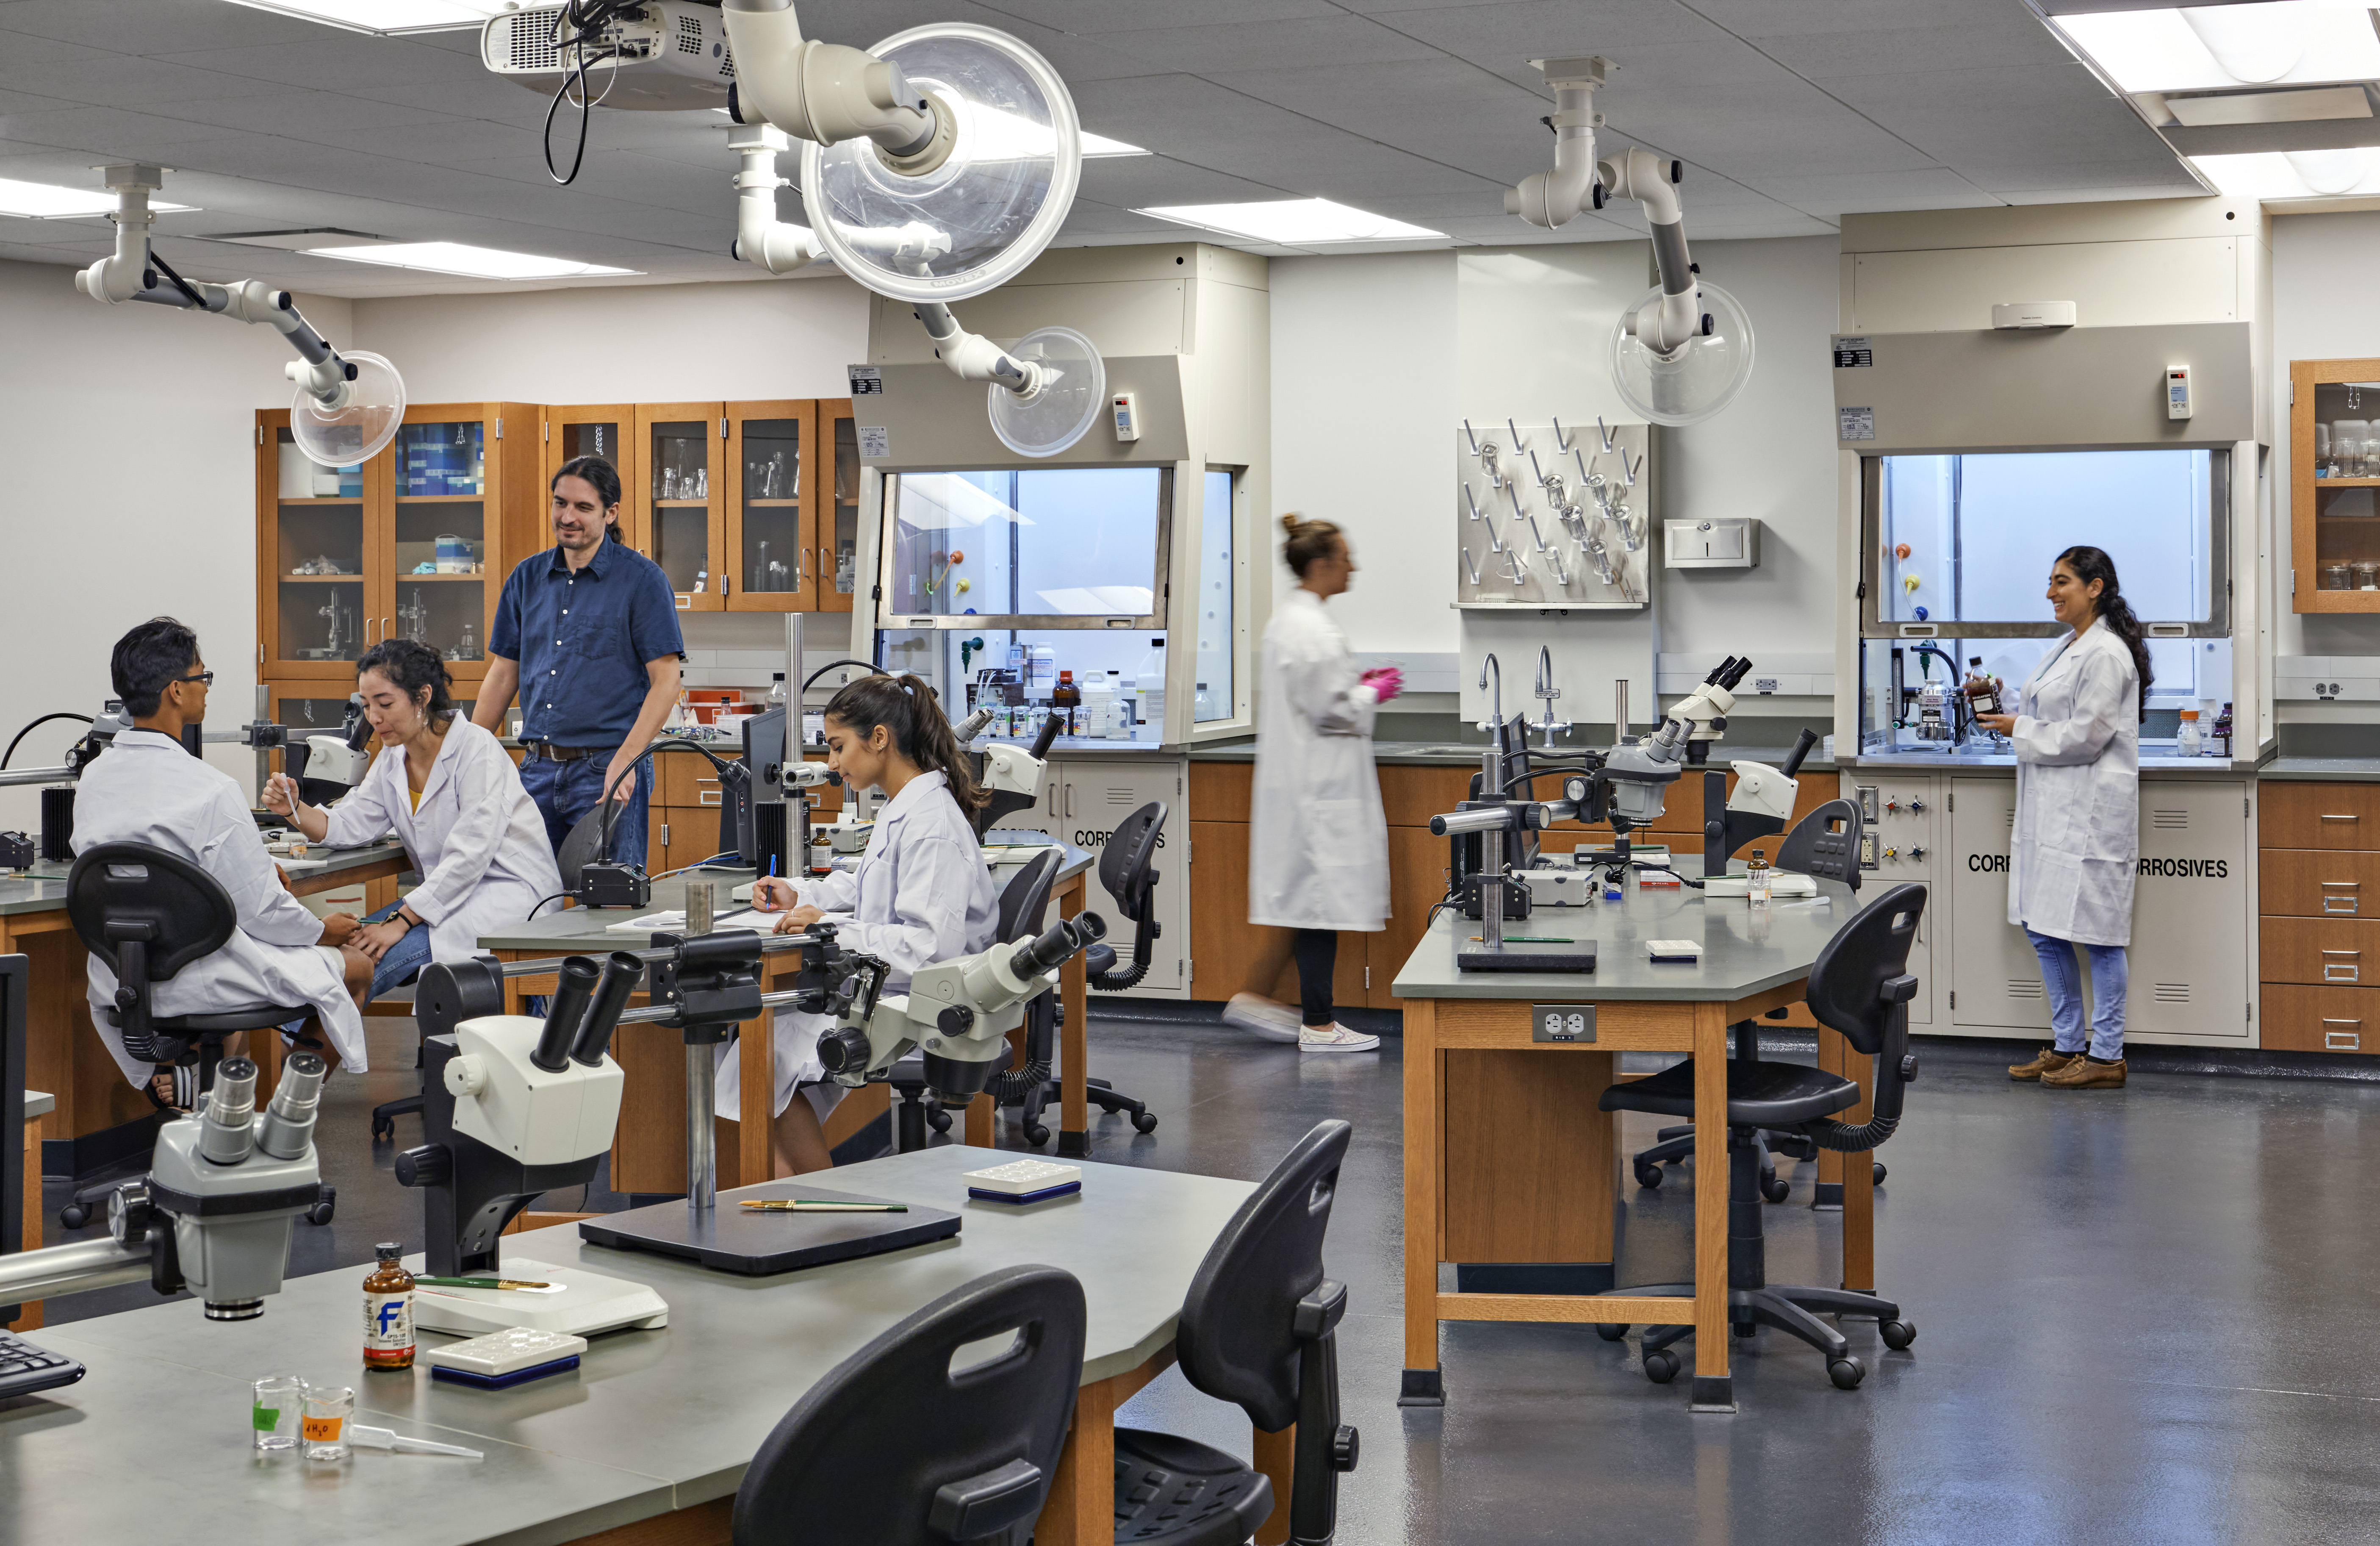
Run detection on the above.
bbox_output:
[253,1375,306,1453]
[2356,561,2379,591]
[303,1384,354,1461]
[2322,563,2352,590]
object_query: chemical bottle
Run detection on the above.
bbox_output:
[2214,702,2234,759]
[1746,849,1771,910]
[1053,670,1081,735]
[363,1242,416,1371]
[2175,709,2203,758]
[1028,643,1056,697]
[1081,673,1116,738]
[1135,638,1167,742]
[1964,657,2003,717]
[1194,681,1213,721]
[1106,671,1133,739]
[768,672,787,709]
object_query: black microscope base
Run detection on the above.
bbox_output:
[579,1185,960,1276]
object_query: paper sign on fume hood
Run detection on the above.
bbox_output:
[848,365,884,395]
[1839,405,1875,441]
[857,426,890,458]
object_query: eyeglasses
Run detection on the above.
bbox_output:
[175,671,215,688]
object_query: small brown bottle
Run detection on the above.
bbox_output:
[363,1243,416,1371]
[1052,670,1081,735]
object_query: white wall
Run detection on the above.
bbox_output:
[0,258,350,832]
[2270,211,2380,667]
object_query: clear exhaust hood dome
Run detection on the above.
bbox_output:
[1609,280,1756,427]
[988,326,1105,458]
[291,349,405,466]
[801,23,1081,304]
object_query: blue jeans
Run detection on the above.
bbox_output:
[521,749,653,868]
[360,898,435,1002]
[2025,927,2127,1060]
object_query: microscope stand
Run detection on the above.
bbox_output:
[412,1260,670,1338]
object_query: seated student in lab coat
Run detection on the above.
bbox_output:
[728,673,1000,1175]
[263,638,565,1007]
[77,618,372,1107]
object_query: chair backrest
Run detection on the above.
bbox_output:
[1175,1119,1352,1434]
[995,847,1060,944]
[66,842,237,982]
[734,1264,1087,1546]
[1098,801,1166,921]
[1804,883,1926,1055]
[1776,798,1863,894]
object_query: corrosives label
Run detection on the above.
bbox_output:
[365,1291,414,1356]
[1832,336,1873,367]
[1839,406,1875,441]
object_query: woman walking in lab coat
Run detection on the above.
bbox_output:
[1223,515,1402,1053]
[264,639,564,1005]
[1977,545,2149,1090]
[734,673,1000,1174]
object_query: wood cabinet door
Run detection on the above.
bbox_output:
[2259,916,2380,988]
[2261,983,2380,1054]
[544,405,637,540]
[259,409,388,681]
[724,399,815,612]
[2260,782,2380,849]
[2261,848,2380,919]
[818,401,860,613]
[388,403,503,683]
[635,403,728,611]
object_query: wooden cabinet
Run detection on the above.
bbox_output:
[2259,847,2380,918]
[820,401,860,613]
[2258,916,2380,988]
[1186,758,1841,1011]
[2260,780,2380,1050]
[725,400,814,612]
[2289,358,2380,612]
[2259,781,2380,849]
[2261,983,2380,1055]
[258,403,538,687]
[636,403,728,612]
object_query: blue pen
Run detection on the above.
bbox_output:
[769,855,779,878]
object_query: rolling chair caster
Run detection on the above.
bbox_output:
[926,1103,953,1135]
[1632,1160,1663,1190]
[1880,1318,1916,1350]
[58,1197,94,1230]
[305,1185,337,1227]
[1593,1322,1627,1342]
[1761,1172,1792,1204]
[1642,1349,1680,1384]
[1873,1162,1887,1185]
[1828,1356,1866,1390]
[1023,1120,1051,1147]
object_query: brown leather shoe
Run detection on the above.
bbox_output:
[2008,1046,2080,1081]
[2042,1055,2126,1089]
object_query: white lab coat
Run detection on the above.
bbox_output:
[1249,588,1389,932]
[321,719,564,972]
[717,770,1000,1120]
[75,730,365,1085]
[2007,623,2141,947]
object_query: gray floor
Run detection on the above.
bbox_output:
[39,1013,2380,1543]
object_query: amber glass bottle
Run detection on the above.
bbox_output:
[363,1242,416,1371]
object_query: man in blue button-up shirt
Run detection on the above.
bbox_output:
[472,456,683,866]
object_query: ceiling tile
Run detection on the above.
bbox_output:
[964,0,1343,35]
[0,53,259,108]
[1092,15,1444,75]
[1751,22,2076,78]
[0,0,326,53]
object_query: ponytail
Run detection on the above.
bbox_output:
[1279,512,1344,578]
[823,672,989,811]
[357,637,456,724]
[2055,544,2153,720]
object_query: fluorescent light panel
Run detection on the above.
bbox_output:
[2192,147,2380,198]
[224,0,512,33]
[2054,4,2380,92]
[304,241,638,280]
[0,178,194,219]
[1138,198,1442,244]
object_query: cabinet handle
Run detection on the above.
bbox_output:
[698,791,722,807]
[2325,896,2361,913]
[2328,1031,2363,1051]
[2322,1017,2363,1026]
[2322,880,2361,886]
[2321,813,2361,822]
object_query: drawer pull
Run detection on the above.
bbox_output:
[698,791,723,807]
[2322,880,2361,886]
[2321,949,2362,955]
[2327,964,2362,982]
[2321,813,2361,822]
[2324,896,2361,913]
[2328,1031,2362,1051]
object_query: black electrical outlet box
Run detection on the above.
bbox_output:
[577,862,651,910]
[0,832,32,870]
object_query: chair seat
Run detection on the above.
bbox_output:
[1599,1057,1860,1127]
[1084,942,1118,977]
[1111,1428,1275,1545]
[114,1005,313,1035]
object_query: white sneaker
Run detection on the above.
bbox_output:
[1222,993,1303,1043]
[1299,1023,1380,1053]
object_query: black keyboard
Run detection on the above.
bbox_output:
[0,1330,85,1400]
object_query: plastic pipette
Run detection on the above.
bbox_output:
[347,1424,485,1459]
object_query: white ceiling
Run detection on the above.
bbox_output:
[0,0,2203,297]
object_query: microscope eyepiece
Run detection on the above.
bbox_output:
[535,956,601,1073]
[199,1058,260,1166]
[571,951,647,1066]
[256,1052,328,1160]
[1008,911,1106,978]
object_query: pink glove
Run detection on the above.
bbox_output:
[1360,666,1404,705]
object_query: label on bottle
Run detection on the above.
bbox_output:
[303,1415,343,1442]
[365,1290,414,1363]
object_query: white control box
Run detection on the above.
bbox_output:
[2166,365,2193,421]
[1111,392,1140,442]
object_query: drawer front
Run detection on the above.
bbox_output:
[2260,849,2380,917]
[2259,782,2380,850]
[660,752,726,808]
[2260,916,2380,986]
[2261,983,2380,1054]
[1379,765,1479,829]
[1188,761,1252,823]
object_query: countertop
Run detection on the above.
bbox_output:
[1185,739,1840,772]
[6,1145,1255,1546]
[1845,748,2255,777]
[1391,855,1859,1002]
[2255,757,2380,783]
[0,840,407,918]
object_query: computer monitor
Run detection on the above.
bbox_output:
[722,708,788,868]
[1,954,28,1324]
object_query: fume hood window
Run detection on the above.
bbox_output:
[1865,450,2228,636]
[1196,469,1234,722]
[881,467,1169,627]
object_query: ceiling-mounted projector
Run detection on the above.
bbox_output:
[482,1,734,111]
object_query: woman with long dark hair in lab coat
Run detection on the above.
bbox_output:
[1976,545,2151,1091]
[1222,515,1402,1053]
[735,673,1000,1173]
[264,639,564,1006]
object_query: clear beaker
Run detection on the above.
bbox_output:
[304,1384,354,1461]
[252,1375,306,1453]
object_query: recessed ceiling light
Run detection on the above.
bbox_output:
[0,177,194,219]
[224,0,514,34]
[2053,4,2380,93]
[303,241,639,280]
[2191,147,2380,199]
[1137,198,1442,244]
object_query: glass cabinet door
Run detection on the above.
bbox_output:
[726,400,810,612]
[821,401,859,614]
[390,408,494,680]
[263,418,374,679]
[637,404,725,611]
